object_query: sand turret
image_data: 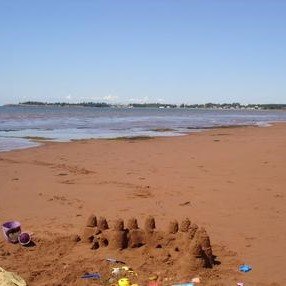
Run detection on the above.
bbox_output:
[127,217,138,230]
[168,220,179,234]
[179,218,191,232]
[97,217,109,231]
[86,214,97,227]
[127,217,145,248]
[144,216,156,232]
[109,219,128,250]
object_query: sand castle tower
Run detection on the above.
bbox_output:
[179,218,191,233]
[144,216,156,233]
[195,227,214,267]
[97,216,109,232]
[168,220,179,234]
[144,216,165,248]
[86,214,97,227]
[163,220,179,250]
[127,217,145,248]
[109,219,128,250]
[178,234,207,274]
[96,217,110,247]
[83,214,97,243]
[187,223,199,241]
[177,217,191,249]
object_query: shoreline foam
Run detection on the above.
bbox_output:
[0,121,278,153]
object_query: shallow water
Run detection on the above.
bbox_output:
[0,105,286,152]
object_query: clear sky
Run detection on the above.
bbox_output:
[0,0,285,105]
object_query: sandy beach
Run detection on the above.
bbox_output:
[0,123,285,285]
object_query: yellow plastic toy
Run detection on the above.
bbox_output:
[118,277,131,286]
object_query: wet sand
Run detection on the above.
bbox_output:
[0,123,285,285]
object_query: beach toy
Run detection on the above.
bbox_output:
[2,221,21,243]
[0,267,26,286]
[112,267,121,275]
[81,273,101,279]
[18,232,31,246]
[239,264,252,273]
[148,274,159,281]
[119,266,137,276]
[107,258,125,264]
[118,277,131,286]
[191,277,200,283]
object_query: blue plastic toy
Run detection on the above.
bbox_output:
[81,273,101,279]
[239,264,252,272]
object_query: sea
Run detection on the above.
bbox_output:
[1,105,286,152]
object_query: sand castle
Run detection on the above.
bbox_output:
[82,215,214,271]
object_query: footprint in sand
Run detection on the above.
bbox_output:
[60,179,75,184]
[129,186,153,199]
[179,201,191,206]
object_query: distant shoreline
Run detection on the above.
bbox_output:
[3,101,286,110]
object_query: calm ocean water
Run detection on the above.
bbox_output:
[1,105,286,152]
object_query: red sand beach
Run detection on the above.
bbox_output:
[0,124,285,285]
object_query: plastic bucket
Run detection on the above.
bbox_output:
[18,232,31,246]
[2,221,21,243]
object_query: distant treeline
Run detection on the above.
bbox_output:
[19,101,111,107]
[19,101,176,108]
[19,101,286,110]
[129,103,177,108]
[179,103,286,110]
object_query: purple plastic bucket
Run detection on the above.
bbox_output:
[18,232,31,246]
[2,221,21,243]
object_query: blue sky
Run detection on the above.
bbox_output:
[0,0,285,105]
